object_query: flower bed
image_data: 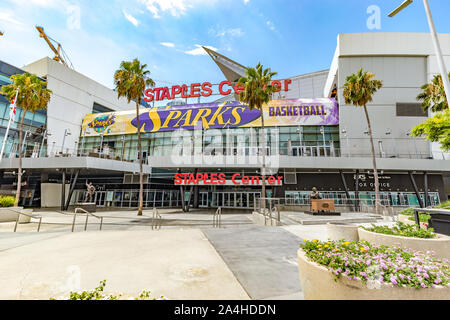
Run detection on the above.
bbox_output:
[358,227,450,260]
[297,239,450,300]
[363,222,435,239]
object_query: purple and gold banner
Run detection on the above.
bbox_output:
[81,98,339,137]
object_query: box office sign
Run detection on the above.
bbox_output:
[81,98,339,137]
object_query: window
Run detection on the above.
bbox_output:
[92,102,113,114]
[396,103,427,117]
[284,169,297,184]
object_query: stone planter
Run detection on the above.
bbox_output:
[0,207,24,223]
[297,248,450,300]
[358,228,450,260]
[326,222,359,241]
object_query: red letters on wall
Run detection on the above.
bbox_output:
[143,80,292,103]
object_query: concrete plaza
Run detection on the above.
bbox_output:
[0,209,389,300]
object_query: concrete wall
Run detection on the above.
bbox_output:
[337,56,429,157]
[41,183,70,208]
[23,57,137,154]
[283,70,329,100]
[326,33,450,159]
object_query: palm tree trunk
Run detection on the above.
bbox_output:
[135,100,144,216]
[14,110,27,207]
[363,105,381,214]
[260,110,266,211]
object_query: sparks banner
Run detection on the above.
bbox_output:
[81,98,339,137]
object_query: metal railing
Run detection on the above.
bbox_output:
[71,207,104,232]
[360,203,394,217]
[13,211,42,232]
[151,207,162,230]
[4,138,449,162]
[254,198,281,226]
[213,207,222,228]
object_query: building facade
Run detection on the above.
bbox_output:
[1,32,449,210]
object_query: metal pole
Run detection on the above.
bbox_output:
[99,133,104,155]
[61,129,67,154]
[64,170,79,211]
[21,131,29,156]
[408,171,424,208]
[424,171,429,207]
[423,0,450,108]
[321,126,326,156]
[354,170,360,212]
[121,136,125,161]
[39,130,47,158]
[61,169,66,211]
[346,134,350,157]
[391,134,397,158]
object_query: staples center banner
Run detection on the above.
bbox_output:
[81,99,339,137]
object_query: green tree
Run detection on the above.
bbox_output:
[411,110,450,152]
[237,63,277,207]
[417,73,450,113]
[0,73,52,206]
[114,59,155,216]
[343,68,383,214]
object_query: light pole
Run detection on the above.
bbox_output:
[61,129,71,154]
[21,131,29,156]
[342,128,350,157]
[389,0,450,108]
[407,132,419,158]
[99,132,104,154]
[121,135,125,161]
[320,126,327,156]
[39,130,51,157]
[386,128,398,158]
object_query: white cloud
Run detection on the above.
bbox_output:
[139,0,191,18]
[123,9,139,27]
[244,0,250,4]
[215,28,244,38]
[266,20,275,31]
[185,44,216,56]
[160,42,175,47]
[0,12,23,25]
[66,5,81,30]
[139,0,215,18]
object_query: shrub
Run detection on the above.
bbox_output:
[0,196,15,208]
[50,280,165,300]
[301,239,450,289]
[435,200,450,209]
[363,222,436,239]
[399,208,414,216]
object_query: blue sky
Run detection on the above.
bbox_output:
[1,0,450,92]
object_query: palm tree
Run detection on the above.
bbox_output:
[0,73,52,206]
[114,59,155,216]
[417,73,450,113]
[237,63,277,209]
[343,68,383,214]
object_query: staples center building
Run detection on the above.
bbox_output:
[1,33,449,210]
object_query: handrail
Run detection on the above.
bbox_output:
[72,207,103,232]
[152,207,161,230]
[413,208,450,228]
[213,207,222,228]
[14,212,42,232]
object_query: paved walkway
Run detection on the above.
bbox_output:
[0,208,396,300]
[0,229,249,300]
[202,226,304,300]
